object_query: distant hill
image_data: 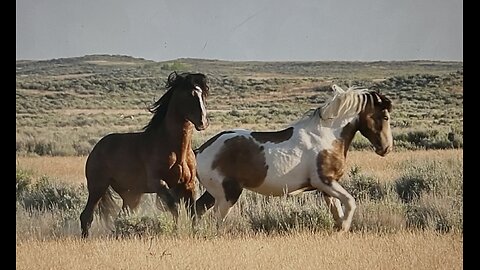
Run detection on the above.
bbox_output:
[16,54,462,80]
[16,54,463,156]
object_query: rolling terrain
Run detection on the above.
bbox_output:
[16,55,463,269]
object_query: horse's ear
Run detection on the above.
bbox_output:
[168,71,178,85]
[381,94,393,112]
[331,84,345,94]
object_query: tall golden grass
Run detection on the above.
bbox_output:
[16,231,462,270]
[16,149,463,269]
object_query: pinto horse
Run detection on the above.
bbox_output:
[194,85,393,232]
[80,71,209,238]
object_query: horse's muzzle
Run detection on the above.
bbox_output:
[195,121,209,131]
[375,145,391,157]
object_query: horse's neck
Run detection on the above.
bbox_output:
[337,120,359,156]
[299,116,359,157]
[161,111,194,161]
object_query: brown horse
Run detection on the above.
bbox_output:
[80,71,209,238]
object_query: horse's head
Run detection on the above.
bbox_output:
[357,91,393,156]
[168,72,210,131]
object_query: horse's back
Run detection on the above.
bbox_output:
[196,128,312,196]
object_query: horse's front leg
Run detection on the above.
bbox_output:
[155,180,179,219]
[322,192,345,228]
[147,170,179,216]
[311,176,356,232]
[179,162,197,217]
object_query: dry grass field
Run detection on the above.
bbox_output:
[16,149,463,269]
[16,231,462,270]
[16,57,463,269]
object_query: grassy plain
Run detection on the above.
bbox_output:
[16,55,463,269]
[16,149,463,269]
[16,232,462,270]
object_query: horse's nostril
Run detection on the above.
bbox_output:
[379,146,391,156]
[196,121,209,131]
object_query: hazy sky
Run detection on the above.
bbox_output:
[16,0,463,62]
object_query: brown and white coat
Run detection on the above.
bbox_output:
[195,85,393,232]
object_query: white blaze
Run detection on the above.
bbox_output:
[194,86,207,124]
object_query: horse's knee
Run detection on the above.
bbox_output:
[348,198,356,211]
[341,195,356,212]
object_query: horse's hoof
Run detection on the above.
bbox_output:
[340,222,351,232]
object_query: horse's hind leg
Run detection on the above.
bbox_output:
[322,192,345,229]
[80,185,108,238]
[119,191,142,214]
[213,179,243,232]
[195,190,215,217]
[188,190,215,233]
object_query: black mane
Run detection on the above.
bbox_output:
[143,71,209,132]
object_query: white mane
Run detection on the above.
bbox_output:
[291,84,377,127]
[319,85,372,120]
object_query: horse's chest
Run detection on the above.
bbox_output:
[316,148,345,184]
[157,152,193,181]
[169,162,192,180]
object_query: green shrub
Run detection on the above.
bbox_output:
[394,159,462,203]
[20,176,86,212]
[352,200,406,233]
[23,139,76,156]
[33,140,56,156]
[405,194,462,233]
[394,158,462,232]
[350,136,372,150]
[73,141,92,156]
[395,174,434,203]
[243,193,333,233]
[161,61,188,71]
[113,214,174,237]
[16,169,32,198]
[393,129,463,150]
[344,166,387,201]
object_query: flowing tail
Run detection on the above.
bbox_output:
[97,187,120,230]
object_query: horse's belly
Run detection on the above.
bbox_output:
[249,176,311,196]
[111,176,150,193]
